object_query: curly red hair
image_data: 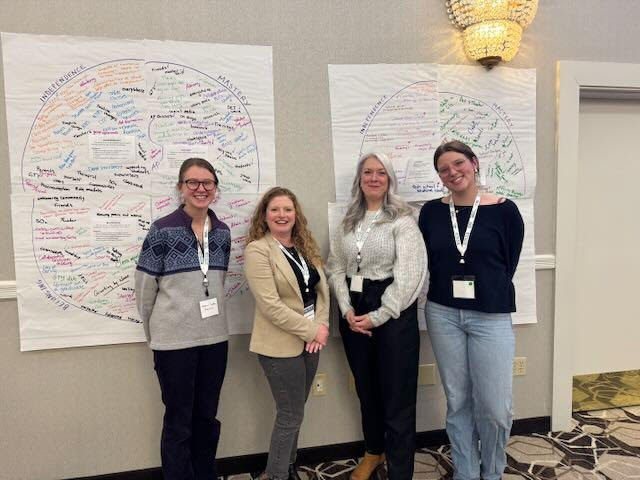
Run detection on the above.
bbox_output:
[247,187,322,266]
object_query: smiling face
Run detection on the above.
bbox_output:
[178,165,217,215]
[265,195,296,239]
[359,156,389,204]
[435,150,478,194]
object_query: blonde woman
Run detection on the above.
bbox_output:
[327,152,427,479]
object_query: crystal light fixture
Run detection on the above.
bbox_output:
[445,0,538,68]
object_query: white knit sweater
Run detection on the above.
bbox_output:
[326,211,427,327]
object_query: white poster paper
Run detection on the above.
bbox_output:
[511,198,537,325]
[162,144,211,171]
[329,64,440,202]
[90,134,136,165]
[3,32,275,349]
[11,192,149,350]
[328,63,537,324]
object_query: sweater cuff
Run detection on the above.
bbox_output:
[337,295,353,318]
[369,308,391,327]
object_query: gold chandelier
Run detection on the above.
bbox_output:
[445,0,538,68]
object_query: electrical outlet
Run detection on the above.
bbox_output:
[312,373,327,396]
[418,364,436,385]
[513,357,527,376]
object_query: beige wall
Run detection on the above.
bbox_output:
[1,1,640,478]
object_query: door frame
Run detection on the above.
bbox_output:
[553,61,640,430]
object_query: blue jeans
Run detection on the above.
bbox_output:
[425,301,514,480]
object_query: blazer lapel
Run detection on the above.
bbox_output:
[266,233,303,298]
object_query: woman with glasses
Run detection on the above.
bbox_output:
[419,140,524,480]
[135,157,231,480]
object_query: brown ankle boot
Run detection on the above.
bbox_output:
[350,452,385,480]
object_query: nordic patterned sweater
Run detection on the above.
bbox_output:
[135,206,231,350]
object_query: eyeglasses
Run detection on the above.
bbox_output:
[183,179,217,191]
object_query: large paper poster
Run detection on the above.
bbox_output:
[2,33,274,350]
[329,64,537,324]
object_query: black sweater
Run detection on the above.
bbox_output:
[418,198,524,313]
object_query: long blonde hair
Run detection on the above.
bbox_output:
[341,152,413,233]
[247,187,322,266]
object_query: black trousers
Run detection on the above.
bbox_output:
[153,341,228,480]
[340,278,419,480]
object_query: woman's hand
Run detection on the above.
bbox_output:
[351,314,373,337]
[314,323,329,345]
[305,340,323,353]
[345,309,356,326]
[308,323,329,353]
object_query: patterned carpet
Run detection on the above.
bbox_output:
[573,370,640,412]
[229,407,640,479]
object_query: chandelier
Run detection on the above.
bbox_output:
[445,0,538,68]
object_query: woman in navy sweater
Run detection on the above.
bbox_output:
[419,141,524,480]
[135,157,231,480]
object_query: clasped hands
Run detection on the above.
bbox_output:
[305,323,329,353]
[305,309,373,353]
[345,309,373,337]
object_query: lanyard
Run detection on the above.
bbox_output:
[197,216,210,295]
[277,242,310,293]
[354,209,381,272]
[449,193,481,264]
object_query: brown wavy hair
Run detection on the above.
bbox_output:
[247,187,322,266]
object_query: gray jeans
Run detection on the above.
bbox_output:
[258,350,319,480]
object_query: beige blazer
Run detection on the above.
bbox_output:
[244,233,330,357]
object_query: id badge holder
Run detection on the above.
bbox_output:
[199,298,219,318]
[303,302,315,321]
[452,275,475,299]
[350,275,364,293]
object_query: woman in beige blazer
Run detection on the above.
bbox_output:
[244,187,330,480]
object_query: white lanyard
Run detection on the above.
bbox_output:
[277,242,310,293]
[354,209,381,271]
[449,193,481,264]
[197,216,210,294]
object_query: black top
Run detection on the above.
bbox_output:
[282,246,320,307]
[418,198,524,313]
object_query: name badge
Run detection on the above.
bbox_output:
[303,303,315,320]
[350,275,363,293]
[199,298,219,319]
[452,276,475,299]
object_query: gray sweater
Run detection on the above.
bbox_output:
[326,212,427,327]
[135,206,231,350]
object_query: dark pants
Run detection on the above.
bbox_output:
[341,279,419,480]
[258,351,319,480]
[153,341,228,480]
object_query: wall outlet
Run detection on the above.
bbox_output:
[418,364,437,385]
[312,373,327,396]
[513,357,527,376]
